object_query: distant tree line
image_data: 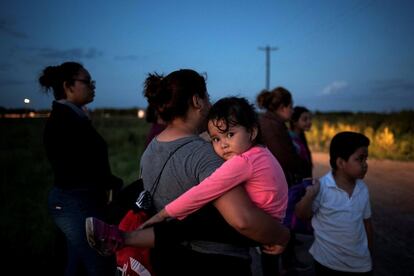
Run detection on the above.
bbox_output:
[0,107,144,118]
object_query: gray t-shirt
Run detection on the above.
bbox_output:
[140,135,250,258]
[141,135,222,210]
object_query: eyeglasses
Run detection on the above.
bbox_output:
[72,79,96,87]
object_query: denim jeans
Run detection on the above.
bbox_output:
[48,187,116,276]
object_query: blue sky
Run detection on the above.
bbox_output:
[1,0,413,112]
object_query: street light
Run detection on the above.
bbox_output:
[23,98,34,118]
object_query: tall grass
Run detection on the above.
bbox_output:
[94,116,149,184]
[0,116,149,273]
[307,111,414,161]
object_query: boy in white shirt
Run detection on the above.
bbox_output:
[296,131,373,275]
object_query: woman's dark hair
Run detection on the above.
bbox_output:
[329,131,370,170]
[38,61,84,100]
[207,96,262,145]
[143,69,207,123]
[145,105,158,123]
[256,86,292,112]
[290,106,310,129]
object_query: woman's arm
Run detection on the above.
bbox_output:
[152,205,259,248]
[124,186,290,249]
[213,186,290,246]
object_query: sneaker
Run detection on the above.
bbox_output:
[85,217,124,256]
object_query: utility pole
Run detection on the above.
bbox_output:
[258,45,278,90]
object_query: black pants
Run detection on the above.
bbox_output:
[152,245,252,276]
[314,261,373,276]
[261,252,281,276]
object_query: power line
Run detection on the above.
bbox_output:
[258,45,278,90]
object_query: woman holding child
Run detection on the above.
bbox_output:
[87,69,289,275]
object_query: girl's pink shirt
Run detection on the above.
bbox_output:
[165,145,288,221]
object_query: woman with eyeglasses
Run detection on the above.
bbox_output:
[39,61,122,275]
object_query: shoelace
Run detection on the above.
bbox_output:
[129,257,152,276]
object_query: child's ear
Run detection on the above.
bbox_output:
[250,127,258,142]
[336,157,346,169]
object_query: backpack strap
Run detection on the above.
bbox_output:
[149,139,194,196]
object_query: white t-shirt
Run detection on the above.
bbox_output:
[309,171,372,272]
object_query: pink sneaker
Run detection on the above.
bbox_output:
[85,217,124,256]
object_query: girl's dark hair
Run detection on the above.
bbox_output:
[290,106,310,129]
[290,106,312,167]
[38,61,84,100]
[143,69,207,123]
[256,86,292,111]
[329,131,370,170]
[291,106,310,123]
[207,96,262,145]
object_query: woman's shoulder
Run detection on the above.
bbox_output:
[147,135,214,156]
[182,136,217,157]
[49,101,89,123]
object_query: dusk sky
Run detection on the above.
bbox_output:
[1,0,413,112]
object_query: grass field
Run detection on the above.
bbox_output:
[0,116,149,273]
[1,112,412,273]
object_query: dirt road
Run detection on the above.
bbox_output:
[312,152,414,276]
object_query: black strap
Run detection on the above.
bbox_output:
[149,139,194,196]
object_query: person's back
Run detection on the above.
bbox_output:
[40,62,120,276]
[141,136,221,210]
[256,87,309,186]
[45,101,116,190]
[296,131,373,274]
[140,70,252,275]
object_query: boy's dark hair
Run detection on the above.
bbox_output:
[207,96,262,145]
[329,131,370,170]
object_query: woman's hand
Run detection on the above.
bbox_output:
[261,243,286,255]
